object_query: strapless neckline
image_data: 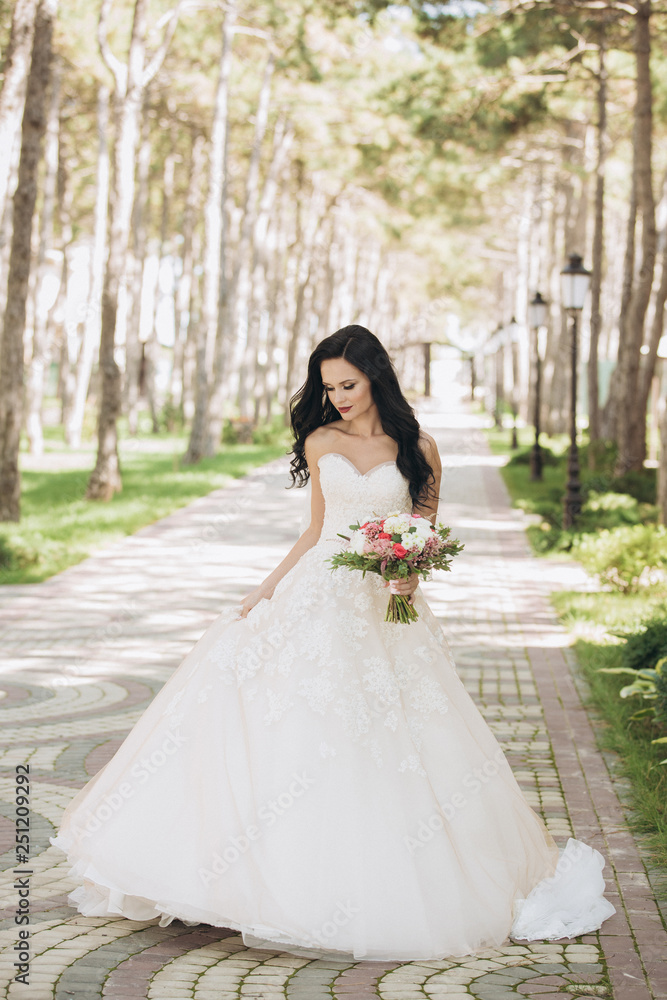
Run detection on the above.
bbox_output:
[317,452,399,479]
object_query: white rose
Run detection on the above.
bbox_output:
[409,514,431,535]
[351,531,367,555]
[384,513,411,534]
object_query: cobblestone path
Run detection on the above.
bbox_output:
[0,405,665,999]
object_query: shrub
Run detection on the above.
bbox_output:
[583,490,642,521]
[656,659,667,729]
[506,445,561,467]
[521,491,651,554]
[616,617,667,672]
[578,438,618,471]
[0,534,40,577]
[597,660,667,762]
[611,468,657,505]
[526,522,574,554]
[573,523,667,593]
[221,419,239,445]
[251,415,292,447]
[158,400,183,433]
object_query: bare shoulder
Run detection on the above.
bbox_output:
[418,430,440,466]
[304,425,339,470]
[305,425,335,449]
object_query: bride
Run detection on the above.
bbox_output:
[51,325,615,961]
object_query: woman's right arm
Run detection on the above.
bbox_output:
[237,436,326,618]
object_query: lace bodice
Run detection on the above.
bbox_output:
[315,452,413,552]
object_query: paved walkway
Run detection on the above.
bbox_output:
[0,403,665,1000]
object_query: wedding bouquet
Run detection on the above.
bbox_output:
[329,511,464,624]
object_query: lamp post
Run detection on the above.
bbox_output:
[461,353,476,402]
[560,254,591,530]
[529,292,548,481]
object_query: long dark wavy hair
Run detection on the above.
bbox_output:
[288,325,438,511]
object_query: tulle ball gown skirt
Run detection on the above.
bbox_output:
[51,455,615,960]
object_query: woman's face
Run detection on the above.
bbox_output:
[320,358,374,421]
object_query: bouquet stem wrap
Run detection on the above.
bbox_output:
[385,593,419,624]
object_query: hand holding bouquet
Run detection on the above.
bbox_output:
[329,511,464,624]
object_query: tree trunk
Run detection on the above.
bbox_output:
[546,123,588,436]
[206,49,275,451]
[87,0,181,499]
[66,83,110,447]
[613,1,656,474]
[601,167,637,442]
[283,180,326,412]
[587,36,607,465]
[145,148,176,432]
[636,170,667,457]
[659,397,667,523]
[0,0,57,522]
[24,52,61,456]
[237,115,292,420]
[182,226,202,423]
[0,0,38,226]
[123,94,151,435]
[55,123,75,431]
[169,131,205,421]
[183,1,236,464]
[257,178,290,422]
[316,217,337,340]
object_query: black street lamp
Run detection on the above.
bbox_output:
[560,254,591,530]
[529,292,548,481]
[462,352,476,402]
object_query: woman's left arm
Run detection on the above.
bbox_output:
[388,432,442,603]
[414,431,442,523]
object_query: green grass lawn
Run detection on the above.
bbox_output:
[552,589,667,882]
[485,424,572,512]
[485,423,568,457]
[1,424,292,585]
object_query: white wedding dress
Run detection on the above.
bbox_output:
[51,453,615,960]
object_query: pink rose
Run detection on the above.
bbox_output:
[393,543,408,558]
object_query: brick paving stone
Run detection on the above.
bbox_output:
[1,401,666,999]
[473,989,520,999]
